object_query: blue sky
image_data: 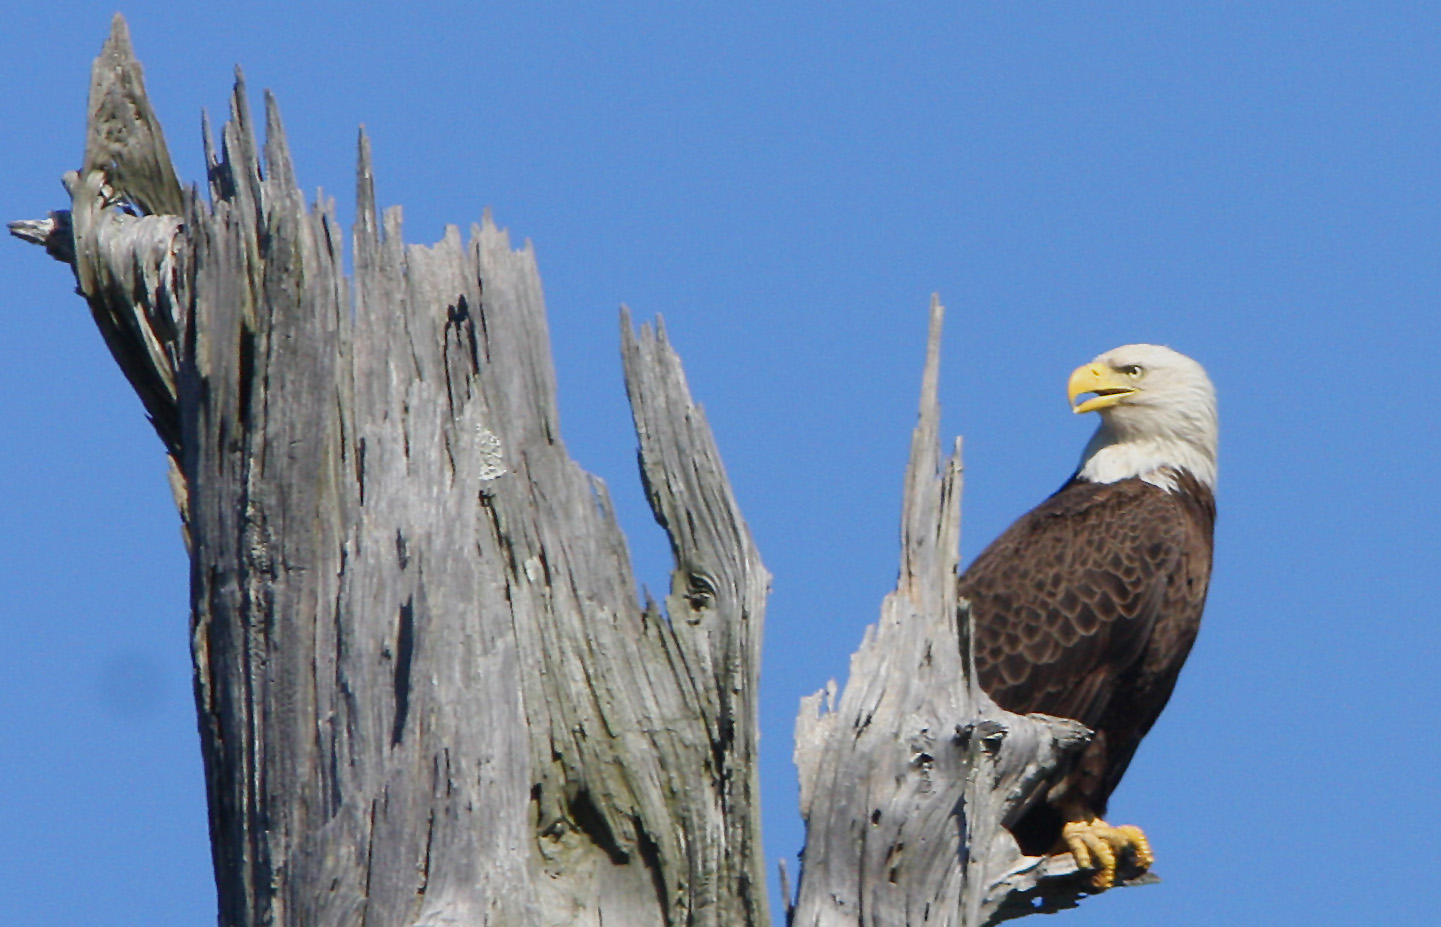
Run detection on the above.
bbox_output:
[2,4,1438,925]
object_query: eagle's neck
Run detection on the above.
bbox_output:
[1077,425,1217,493]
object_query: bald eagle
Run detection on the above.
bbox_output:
[957,344,1217,888]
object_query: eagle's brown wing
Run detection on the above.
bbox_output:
[960,475,1206,735]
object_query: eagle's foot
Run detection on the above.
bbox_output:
[1060,817,1153,889]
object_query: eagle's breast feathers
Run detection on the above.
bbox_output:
[961,470,1215,808]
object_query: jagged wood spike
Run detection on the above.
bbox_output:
[83,13,184,217]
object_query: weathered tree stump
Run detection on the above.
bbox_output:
[12,15,1149,927]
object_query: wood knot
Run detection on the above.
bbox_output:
[955,720,1008,755]
[683,570,717,616]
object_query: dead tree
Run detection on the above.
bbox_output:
[13,16,1145,927]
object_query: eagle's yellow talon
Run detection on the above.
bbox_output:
[1064,829,1091,870]
[1063,826,1089,870]
[1060,817,1151,890]
[1114,824,1153,870]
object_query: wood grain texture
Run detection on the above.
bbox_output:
[14,16,768,927]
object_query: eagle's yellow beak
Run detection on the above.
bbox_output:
[1068,363,1139,414]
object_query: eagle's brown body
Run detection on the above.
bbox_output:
[959,468,1216,854]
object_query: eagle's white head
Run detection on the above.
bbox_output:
[1068,343,1218,491]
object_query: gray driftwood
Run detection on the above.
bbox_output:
[16,16,766,927]
[14,15,1148,927]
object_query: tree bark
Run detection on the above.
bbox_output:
[12,15,1151,927]
[15,16,768,927]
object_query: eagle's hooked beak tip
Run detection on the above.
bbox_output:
[1068,363,1135,415]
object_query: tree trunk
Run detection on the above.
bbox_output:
[18,16,768,927]
[12,15,1149,927]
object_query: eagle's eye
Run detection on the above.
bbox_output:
[1119,364,1145,379]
